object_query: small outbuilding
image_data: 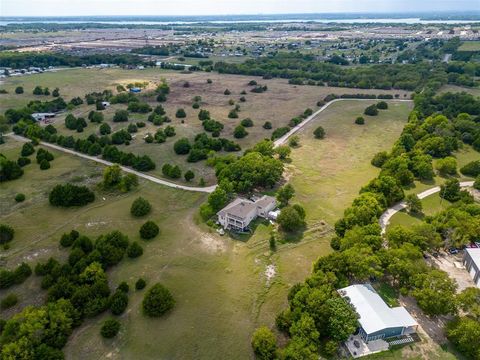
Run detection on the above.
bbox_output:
[31,113,56,122]
[129,87,142,93]
[463,248,480,287]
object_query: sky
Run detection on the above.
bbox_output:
[1,0,478,17]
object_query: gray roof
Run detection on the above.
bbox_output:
[466,248,480,267]
[217,198,257,219]
[338,284,417,335]
[254,195,276,209]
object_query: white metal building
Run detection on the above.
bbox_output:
[463,248,480,287]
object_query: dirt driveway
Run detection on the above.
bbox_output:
[430,251,476,292]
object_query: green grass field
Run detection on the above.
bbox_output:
[0,96,417,359]
[288,100,412,226]
[1,68,410,185]
[458,41,480,52]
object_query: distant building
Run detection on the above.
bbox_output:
[31,113,56,122]
[463,248,480,287]
[129,87,142,93]
[101,101,110,107]
[217,195,276,231]
[338,284,418,358]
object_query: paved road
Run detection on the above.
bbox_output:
[6,133,217,194]
[6,98,412,194]
[273,98,413,147]
[379,181,475,233]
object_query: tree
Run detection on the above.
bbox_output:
[101,318,121,338]
[276,184,295,207]
[49,184,95,207]
[405,194,423,215]
[289,136,300,147]
[113,109,129,122]
[136,278,147,290]
[0,224,14,245]
[15,86,24,94]
[21,142,35,156]
[440,179,462,202]
[325,297,359,342]
[277,205,306,232]
[364,105,378,116]
[435,157,457,176]
[100,123,111,135]
[184,170,195,182]
[376,101,388,109]
[263,121,272,129]
[241,118,254,127]
[52,88,60,97]
[127,242,143,258]
[130,197,151,217]
[276,145,291,160]
[1,293,18,310]
[313,126,325,139]
[412,270,457,315]
[110,290,128,315]
[142,283,175,317]
[175,108,187,118]
[173,138,191,155]
[15,193,26,202]
[33,86,43,95]
[224,89,231,95]
[103,164,122,187]
[228,109,239,119]
[139,221,159,240]
[460,160,480,177]
[446,317,480,359]
[251,326,277,360]
[355,116,365,125]
[233,125,248,139]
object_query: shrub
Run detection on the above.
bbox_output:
[142,283,175,317]
[15,86,24,94]
[113,109,129,122]
[0,224,15,245]
[228,109,238,119]
[17,157,31,167]
[313,126,325,139]
[110,290,128,315]
[21,142,35,157]
[224,89,231,95]
[39,159,51,170]
[130,197,151,217]
[100,123,111,135]
[233,125,248,139]
[140,221,159,240]
[460,160,480,177]
[127,242,143,258]
[0,294,18,310]
[251,326,277,360]
[117,282,130,293]
[184,170,195,182]
[355,116,365,125]
[376,101,388,109]
[135,278,146,290]
[49,184,95,207]
[263,121,272,130]
[173,138,191,155]
[364,105,378,116]
[101,318,121,338]
[14,193,25,202]
[440,179,462,202]
[175,108,187,118]
[241,118,254,127]
[435,157,457,176]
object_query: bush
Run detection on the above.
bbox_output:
[435,157,457,176]
[101,318,121,338]
[139,221,159,240]
[251,326,277,360]
[175,108,187,118]
[39,159,51,170]
[135,278,147,290]
[224,89,231,95]
[17,157,31,167]
[173,138,191,155]
[15,86,24,94]
[0,224,15,245]
[127,242,143,258]
[21,142,35,157]
[460,160,480,177]
[184,170,195,182]
[130,197,151,217]
[263,121,272,130]
[110,290,128,315]
[228,109,238,119]
[241,118,254,127]
[313,126,325,139]
[113,109,129,122]
[364,105,378,116]
[49,184,95,207]
[233,125,248,139]
[355,116,365,125]
[440,179,462,202]
[376,101,388,109]
[142,283,175,317]
[0,294,18,310]
[117,282,130,293]
[14,193,26,202]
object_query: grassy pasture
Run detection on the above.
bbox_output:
[1,68,410,185]
[458,41,480,52]
[0,96,414,359]
[287,100,412,226]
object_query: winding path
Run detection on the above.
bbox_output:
[6,98,412,193]
[379,181,475,233]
